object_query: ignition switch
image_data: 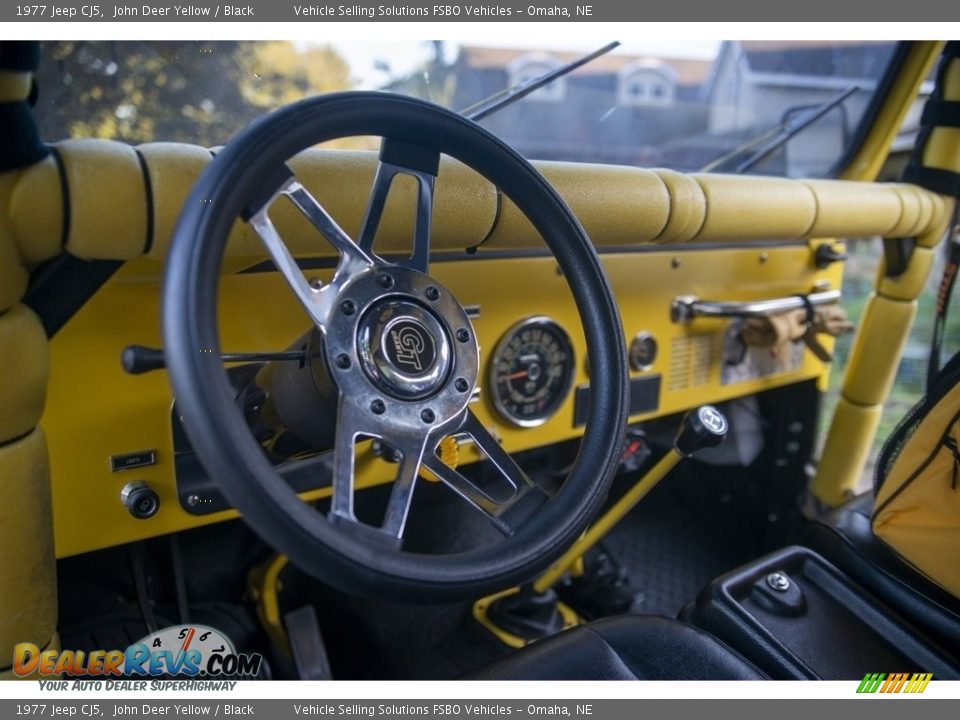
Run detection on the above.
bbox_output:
[120,481,160,519]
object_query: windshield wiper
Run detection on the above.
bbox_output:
[700,85,858,174]
[459,41,620,122]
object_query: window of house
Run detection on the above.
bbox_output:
[506,53,565,102]
[618,62,677,107]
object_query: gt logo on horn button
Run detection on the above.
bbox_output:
[356,299,453,400]
[388,322,433,372]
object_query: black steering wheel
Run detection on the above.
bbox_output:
[162,92,628,602]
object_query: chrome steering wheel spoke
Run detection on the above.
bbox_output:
[247,174,375,333]
[328,396,448,544]
[423,409,548,536]
[358,138,439,275]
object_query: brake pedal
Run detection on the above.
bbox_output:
[283,605,333,680]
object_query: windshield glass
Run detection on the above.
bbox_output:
[34,40,901,178]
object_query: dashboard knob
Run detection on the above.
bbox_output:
[674,405,728,457]
[814,243,848,268]
[120,481,160,519]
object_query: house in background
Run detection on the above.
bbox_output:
[698,40,902,176]
[449,46,712,166]
[388,42,921,176]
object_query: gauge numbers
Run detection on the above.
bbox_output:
[490,317,575,427]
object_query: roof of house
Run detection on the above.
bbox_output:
[739,40,898,79]
[458,46,712,86]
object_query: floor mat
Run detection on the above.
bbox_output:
[598,475,757,617]
[297,465,759,679]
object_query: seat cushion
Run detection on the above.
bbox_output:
[804,494,960,656]
[470,615,765,680]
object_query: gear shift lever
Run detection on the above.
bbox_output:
[476,406,728,646]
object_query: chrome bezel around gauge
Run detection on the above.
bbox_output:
[489,315,575,428]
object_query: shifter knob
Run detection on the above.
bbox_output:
[675,405,728,456]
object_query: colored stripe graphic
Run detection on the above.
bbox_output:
[857,672,932,693]
[857,673,886,693]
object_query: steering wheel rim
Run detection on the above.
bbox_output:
[163,92,629,601]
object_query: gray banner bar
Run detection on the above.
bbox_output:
[1,0,959,22]
[1,699,958,720]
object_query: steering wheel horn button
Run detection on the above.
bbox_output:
[385,319,437,373]
[357,299,452,400]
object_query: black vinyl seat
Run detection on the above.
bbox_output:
[470,615,765,680]
[804,493,960,656]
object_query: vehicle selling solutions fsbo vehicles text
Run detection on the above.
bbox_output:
[290,5,592,17]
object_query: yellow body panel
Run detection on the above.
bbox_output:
[45,243,841,558]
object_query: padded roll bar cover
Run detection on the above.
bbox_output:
[692,174,818,241]
[842,293,917,406]
[649,168,707,243]
[482,161,671,248]
[7,141,956,263]
[0,225,28,312]
[56,139,149,261]
[282,149,499,253]
[9,154,63,265]
[0,304,48,443]
[803,179,903,237]
[0,429,57,671]
[140,146,499,259]
[138,142,212,259]
[815,400,884,500]
[877,245,936,300]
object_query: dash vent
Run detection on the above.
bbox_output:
[669,334,714,391]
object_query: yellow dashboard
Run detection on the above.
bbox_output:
[7,140,946,559]
[44,241,842,558]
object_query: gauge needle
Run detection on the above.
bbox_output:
[500,370,529,382]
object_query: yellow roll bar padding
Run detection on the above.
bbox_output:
[876,245,936,301]
[813,48,960,505]
[841,294,918,407]
[8,154,63,266]
[6,142,954,266]
[57,139,149,261]
[0,429,58,673]
[532,449,683,594]
[0,303,49,443]
[0,62,58,673]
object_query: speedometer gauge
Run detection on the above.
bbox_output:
[490,317,575,427]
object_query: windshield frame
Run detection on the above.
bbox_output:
[826,40,912,179]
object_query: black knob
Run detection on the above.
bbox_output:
[814,243,848,269]
[674,405,728,456]
[122,345,166,374]
[120,482,160,519]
